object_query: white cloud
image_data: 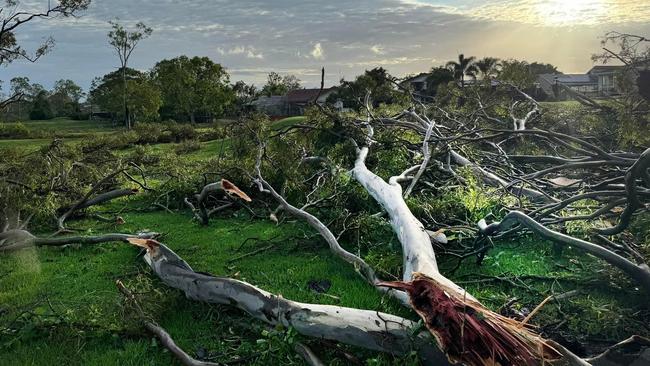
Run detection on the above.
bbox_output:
[246,49,264,59]
[342,56,430,67]
[229,46,247,55]
[370,44,385,55]
[217,45,263,59]
[310,42,324,60]
[405,0,650,26]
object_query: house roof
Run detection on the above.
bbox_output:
[588,65,625,74]
[401,73,430,84]
[287,88,333,103]
[538,73,595,85]
[250,95,287,107]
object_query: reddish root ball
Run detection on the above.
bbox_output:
[380,273,561,366]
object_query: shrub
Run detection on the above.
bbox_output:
[166,122,197,142]
[133,122,166,144]
[0,123,32,139]
[129,145,161,165]
[174,139,201,155]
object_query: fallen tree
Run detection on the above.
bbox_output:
[126,237,449,364]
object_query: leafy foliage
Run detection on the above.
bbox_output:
[152,56,234,122]
[89,68,162,123]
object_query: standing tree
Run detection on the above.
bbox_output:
[474,57,501,81]
[107,20,153,129]
[29,90,53,120]
[593,32,650,146]
[89,68,161,124]
[4,76,30,119]
[0,0,90,109]
[49,79,84,118]
[499,59,560,89]
[425,66,454,96]
[152,56,234,123]
[230,80,258,114]
[446,53,477,87]
[327,67,406,109]
[260,72,301,97]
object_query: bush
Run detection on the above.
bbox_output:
[166,122,197,142]
[0,123,32,139]
[129,145,161,165]
[133,122,166,144]
[174,139,202,155]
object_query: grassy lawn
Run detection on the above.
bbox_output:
[0,210,409,365]
[1,201,645,364]
[18,118,120,133]
[271,116,306,130]
[1,119,648,365]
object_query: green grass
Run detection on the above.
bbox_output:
[1,117,648,364]
[2,206,647,364]
[0,210,410,365]
[18,118,120,133]
[271,116,307,130]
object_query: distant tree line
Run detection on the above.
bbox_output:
[326,55,559,110]
[1,77,85,121]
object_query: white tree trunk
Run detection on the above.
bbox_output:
[351,147,469,298]
[137,240,449,365]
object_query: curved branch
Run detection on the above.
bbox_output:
[478,211,650,294]
[131,239,449,365]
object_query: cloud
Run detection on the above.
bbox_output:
[405,0,650,26]
[217,45,263,59]
[343,56,431,68]
[4,0,650,92]
[370,44,385,55]
[246,48,264,59]
[310,42,324,60]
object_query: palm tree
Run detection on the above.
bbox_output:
[475,57,501,81]
[446,54,477,87]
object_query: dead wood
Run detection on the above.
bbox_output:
[185,179,251,225]
[0,229,158,252]
[379,273,561,366]
[127,237,450,365]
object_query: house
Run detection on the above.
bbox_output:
[286,88,335,115]
[587,65,622,96]
[399,73,435,102]
[249,87,336,117]
[537,65,625,100]
[250,95,287,117]
[400,73,430,93]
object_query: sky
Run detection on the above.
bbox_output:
[2,0,650,92]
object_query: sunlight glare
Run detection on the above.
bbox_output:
[536,0,607,26]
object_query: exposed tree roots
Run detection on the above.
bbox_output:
[380,273,561,366]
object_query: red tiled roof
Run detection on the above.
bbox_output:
[287,88,332,103]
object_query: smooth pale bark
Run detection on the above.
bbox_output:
[139,241,450,365]
[479,211,650,294]
[0,229,157,252]
[449,150,554,203]
[351,146,469,298]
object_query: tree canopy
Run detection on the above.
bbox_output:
[328,67,406,109]
[260,72,301,97]
[152,55,234,122]
[89,68,161,123]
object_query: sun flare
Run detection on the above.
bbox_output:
[536,0,607,25]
